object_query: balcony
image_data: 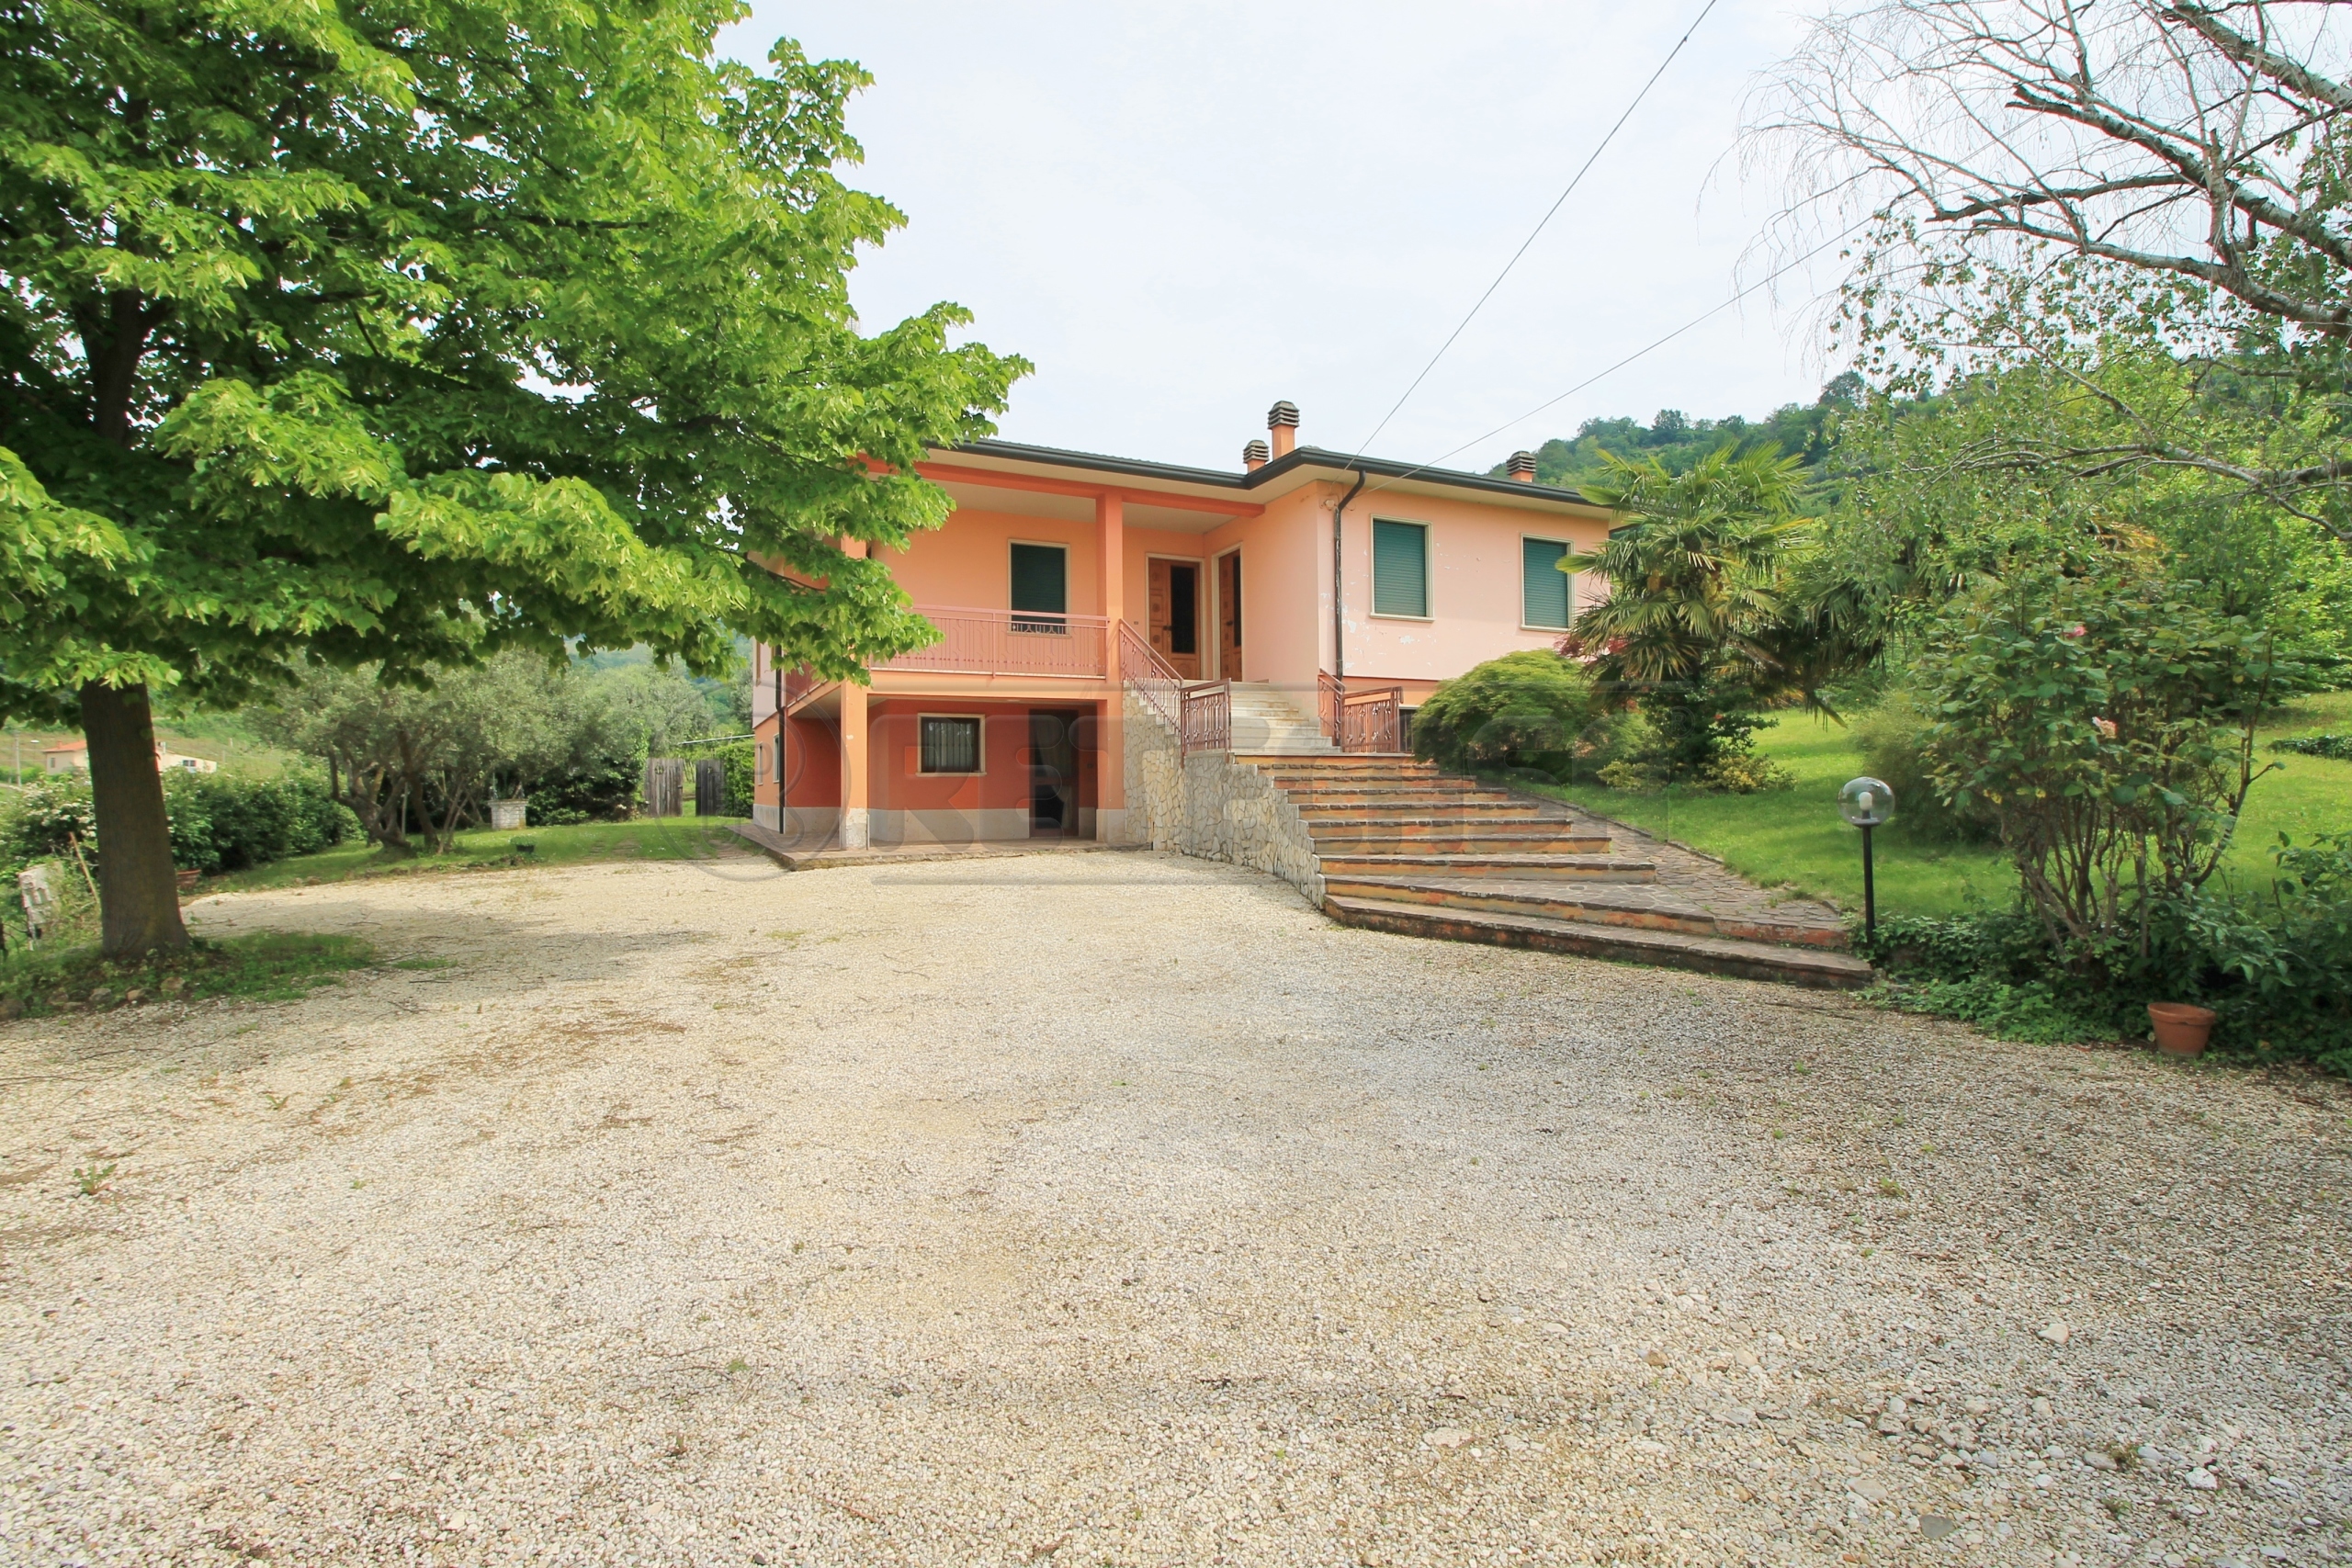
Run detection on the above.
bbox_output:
[876,604,1109,681]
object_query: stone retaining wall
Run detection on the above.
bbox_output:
[1123,691,1325,908]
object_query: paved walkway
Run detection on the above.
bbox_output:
[1507,786,1849,934]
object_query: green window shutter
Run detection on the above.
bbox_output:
[1522,537,1571,628]
[1009,543,1067,615]
[1372,520,1428,618]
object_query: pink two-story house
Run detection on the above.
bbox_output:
[751,402,1615,851]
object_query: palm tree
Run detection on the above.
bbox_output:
[1563,443,1807,689]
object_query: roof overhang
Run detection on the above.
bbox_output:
[920,439,1614,530]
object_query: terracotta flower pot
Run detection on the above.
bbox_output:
[2147,1002,2216,1058]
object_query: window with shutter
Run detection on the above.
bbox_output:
[1010,542,1068,633]
[1372,519,1429,618]
[1522,537,1572,629]
[920,716,982,774]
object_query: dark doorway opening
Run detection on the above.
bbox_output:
[1027,709,1082,837]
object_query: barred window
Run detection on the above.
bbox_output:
[920,716,981,774]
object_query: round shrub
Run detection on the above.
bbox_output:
[1412,652,1600,776]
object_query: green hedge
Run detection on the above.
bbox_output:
[7,771,356,874]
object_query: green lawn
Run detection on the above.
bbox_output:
[201,816,750,894]
[1516,690,2352,919]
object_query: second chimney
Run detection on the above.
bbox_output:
[1508,450,1539,482]
[1267,400,1300,459]
[1243,439,1270,470]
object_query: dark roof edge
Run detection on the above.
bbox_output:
[944,438,1600,508]
[1258,446,1600,506]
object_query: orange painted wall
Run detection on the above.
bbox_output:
[773,700,1103,817]
[877,506,1103,615]
[1340,491,1609,684]
[867,700,1034,813]
[779,714,841,809]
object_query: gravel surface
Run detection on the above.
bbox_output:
[2,850,2346,1566]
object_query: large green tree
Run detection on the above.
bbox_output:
[0,0,1023,953]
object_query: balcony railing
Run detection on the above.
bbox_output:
[879,604,1108,680]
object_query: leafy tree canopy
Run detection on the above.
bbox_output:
[0,0,1024,949]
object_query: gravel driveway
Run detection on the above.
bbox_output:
[2,850,2346,1566]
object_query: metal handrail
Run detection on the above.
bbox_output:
[1122,622,1232,755]
[1119,622,1184,732]
[1319,673,1405,753]
[1337,685,1405,753]
[1181,682,1230,755]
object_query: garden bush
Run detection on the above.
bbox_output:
[1918,561,2294,967]
[7,783,98,861]
[524,751,640,825]
[8,772,354,875]
[1413,652,1602,777]
[1849,690,1995,841]
[2272,732,2352,761]
[1855,835,2352,1075]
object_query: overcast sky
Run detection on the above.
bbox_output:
[724,2,1846,475]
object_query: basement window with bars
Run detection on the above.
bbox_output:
[919,716,982,774]
[1372,519,1430,618]
[1521,536,1572,629]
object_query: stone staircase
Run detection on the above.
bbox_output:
[1232,748,1874,989]
[1227,682,1338,755]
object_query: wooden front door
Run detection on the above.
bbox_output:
[1148,558,1202,678]
[1216,550,1242,681]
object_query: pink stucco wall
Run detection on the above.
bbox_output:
[1337,490,1609,685]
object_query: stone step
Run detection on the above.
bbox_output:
[1303,813,1578,836]
[1262,775,1486,792]
[1313,848,1624,875]
[1289,795,1523,817]
[1321,875,1849,949]
[1310,832,1618,857]
[1236,753,1429,771]
[1323,897,1877,990]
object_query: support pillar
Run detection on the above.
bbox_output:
[838,681,868,849]
[1095,491,1127,842]
[838,536,871,850]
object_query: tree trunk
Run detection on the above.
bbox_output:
[79,681,190,955]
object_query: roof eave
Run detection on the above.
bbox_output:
[937,437,1605,511]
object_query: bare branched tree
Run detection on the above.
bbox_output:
[1746,1,2352,536]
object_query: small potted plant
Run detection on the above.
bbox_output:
[2146,1002,2217,1058]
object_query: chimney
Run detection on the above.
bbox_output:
[1242,438,1270,470]
[1508,450,1538,483]
[1267,400,1300,459]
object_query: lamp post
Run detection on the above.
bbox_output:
[1838,776,1894,942]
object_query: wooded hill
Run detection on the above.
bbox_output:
[1494,373,1861,490]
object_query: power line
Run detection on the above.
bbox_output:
[1363,216,1879,497]
[1350,0,1724,460]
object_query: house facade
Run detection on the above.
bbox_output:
[751,402,1615,850]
